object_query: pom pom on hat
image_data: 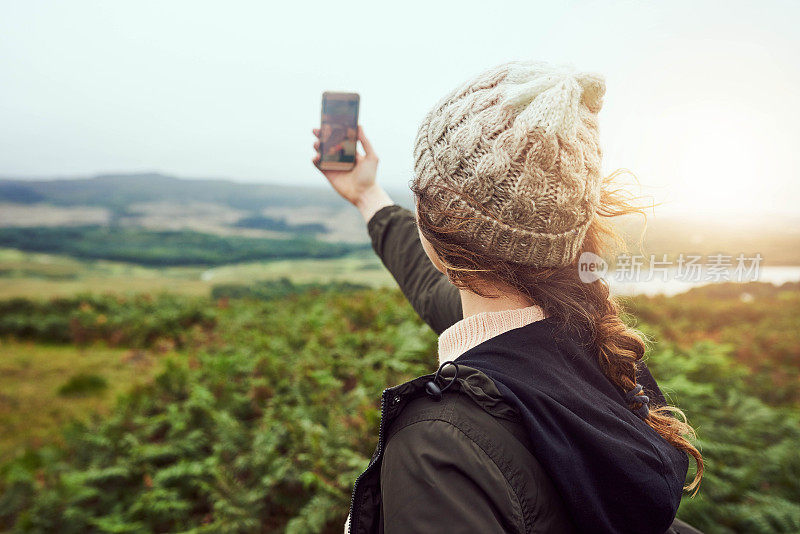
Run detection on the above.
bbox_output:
[501,61,606,137]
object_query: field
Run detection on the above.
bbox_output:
[0,248,394,299]
[0,342,171,465]
[0,279,798,533]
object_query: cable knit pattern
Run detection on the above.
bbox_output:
[411,60,605,268]
[438,304,547,366]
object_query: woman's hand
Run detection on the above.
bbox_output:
[312,125,394,223]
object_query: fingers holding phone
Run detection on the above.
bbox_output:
[356,125,378,163]
[312,124,376,167]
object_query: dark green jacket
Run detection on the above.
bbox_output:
[347,203,701,534]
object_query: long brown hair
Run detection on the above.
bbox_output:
[409,169,704,494]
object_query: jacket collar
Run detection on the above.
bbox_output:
[387,363,519,422]
[347,363,517,534]
[437,304,546,365]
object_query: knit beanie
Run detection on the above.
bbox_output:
[412,60,606,268]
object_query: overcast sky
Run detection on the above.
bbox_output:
[1,0,799,217]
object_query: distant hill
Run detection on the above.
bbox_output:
[0,173,414,212]
[0,174,415,244]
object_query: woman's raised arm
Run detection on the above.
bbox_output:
[313,125,463,334]
[366,204,463,334]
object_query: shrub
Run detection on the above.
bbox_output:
[58,374,109,397]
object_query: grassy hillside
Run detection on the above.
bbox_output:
[0,282,798,533]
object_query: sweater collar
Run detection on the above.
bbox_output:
[437,304,547,366]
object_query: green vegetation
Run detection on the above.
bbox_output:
[646,341,800,533]
[0,281,798,533]
[625,282,800,405]
[0,226,368,267]
[0,293,216,347]
[211,277,369,301]
[57,373,109,397]
[233,215,327,235]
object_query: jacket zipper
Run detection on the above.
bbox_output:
[348,386,391,534]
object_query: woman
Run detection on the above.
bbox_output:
[313,60,703,534]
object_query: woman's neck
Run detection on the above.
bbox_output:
[437,285,545,365]
[459,285,536,319]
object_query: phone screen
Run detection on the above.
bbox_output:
[320,93,359,166]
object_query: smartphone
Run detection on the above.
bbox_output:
[318,91,360,171]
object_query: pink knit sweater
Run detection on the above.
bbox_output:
[437,304,547,366]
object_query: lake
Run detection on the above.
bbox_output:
[609,266,800,296]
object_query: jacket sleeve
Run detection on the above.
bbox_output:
[367,204,462,335]
[380,419,524,534]
[364,203,667,405]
